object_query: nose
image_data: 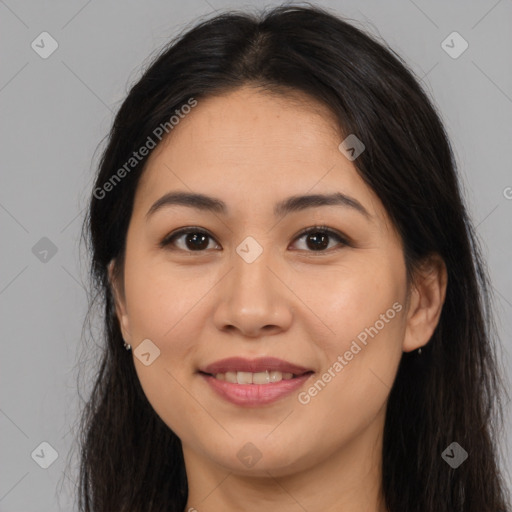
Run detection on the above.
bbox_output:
[212,247,293,339]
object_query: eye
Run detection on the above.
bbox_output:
[290,225,349,253]
[160,227,220,252]
[160,225,349,253]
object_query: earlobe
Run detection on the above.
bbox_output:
[402,254,447,352]
[107,260,131,343]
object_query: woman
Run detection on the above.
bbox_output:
[76,4,511,511]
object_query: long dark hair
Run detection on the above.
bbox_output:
[74,3,511,511]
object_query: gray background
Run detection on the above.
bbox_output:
[1,0,511,510]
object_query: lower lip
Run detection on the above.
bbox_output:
[200,372,314,407]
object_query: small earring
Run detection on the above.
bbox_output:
[417,347,422,355]
[123,340,131,351]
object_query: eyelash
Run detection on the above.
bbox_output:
[159,225,350,254]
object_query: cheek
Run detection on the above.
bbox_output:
[122,257,214,439]
[298,250,405,347]
[123,252,213,342]
[293,253,406,419]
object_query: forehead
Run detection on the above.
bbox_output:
[135,86,384,222]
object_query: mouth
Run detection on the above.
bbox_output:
[197,356,315,406]
[198,356,314,384]
[198,369,314,384]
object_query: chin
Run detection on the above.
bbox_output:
[203,437,314,477]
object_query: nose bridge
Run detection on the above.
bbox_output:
[230,236,277,305]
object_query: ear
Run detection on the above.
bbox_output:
[108,260,132,344]
[403,253,447,352]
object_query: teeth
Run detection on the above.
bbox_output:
[214,370,295,384]
[237,371,253,384]
[254,371,272,384]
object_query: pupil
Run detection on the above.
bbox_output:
[186,233,208,250]
[307,232,328,250]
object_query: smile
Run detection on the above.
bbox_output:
[206,370,297,384]
[198,356,315,406]
[199,371,314,406]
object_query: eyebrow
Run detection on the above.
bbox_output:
[146,191,371,220]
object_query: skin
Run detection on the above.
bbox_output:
[110,85,447,512]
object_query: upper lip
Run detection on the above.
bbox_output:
[199,357,313,375]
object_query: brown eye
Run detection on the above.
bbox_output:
[160,228,220,252]
[291,226,349,252]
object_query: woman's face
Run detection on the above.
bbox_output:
[113,86,420,480]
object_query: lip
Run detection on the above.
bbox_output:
[200,372,314,407]
[199,356,313,375]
